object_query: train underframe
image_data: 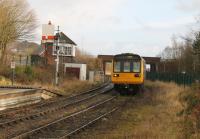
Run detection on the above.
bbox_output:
[114,83,144,95]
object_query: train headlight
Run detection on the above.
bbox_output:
[134,73,140,77]
[113,74,119,77]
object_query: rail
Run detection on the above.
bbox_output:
[11,96,116,139]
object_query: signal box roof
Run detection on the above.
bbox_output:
[58,32,77,46]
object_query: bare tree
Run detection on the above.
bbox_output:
[193,32,200,73]
[0,0,37,64]
[75,48,101,71]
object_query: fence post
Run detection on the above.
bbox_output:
[19,55,22,65]
[26,56,29,66]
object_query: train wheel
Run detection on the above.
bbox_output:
[114,84,119,91]
[114,84,123,95]
[119,91,124,95]
[138,84,144,93]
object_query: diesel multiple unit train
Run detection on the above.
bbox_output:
[111,53,146,93]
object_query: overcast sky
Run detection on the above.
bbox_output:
[27,0,200,56]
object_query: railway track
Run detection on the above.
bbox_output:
[12,96,117,139]
[0,84,111,124]
[0,83,114,139]
[0,83,109,120]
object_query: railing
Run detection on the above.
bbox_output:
[146,72,200,85]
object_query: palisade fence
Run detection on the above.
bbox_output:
[13,55,45,66]
[14,55,31,66]
[146,72,200,85]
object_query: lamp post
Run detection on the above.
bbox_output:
[182,71,186,89]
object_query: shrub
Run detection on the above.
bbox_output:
[32,66,54,84]
[179,84,200,137]
[15,66,24,75]
[0,76,11,85]
[24,66,34,76]
[0,66,10,78]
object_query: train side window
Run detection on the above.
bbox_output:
[114,61,121,72]
[133,62,140,72]
[124,61,130,72]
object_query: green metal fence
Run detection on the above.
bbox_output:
[146,72,200,85]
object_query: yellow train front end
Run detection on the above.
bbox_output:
[111,53,145,93]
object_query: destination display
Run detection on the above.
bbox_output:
[114,54,141,60]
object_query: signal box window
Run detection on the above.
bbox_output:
[124,61,130,72]
[133,62,140,72]
[114,61,121,72]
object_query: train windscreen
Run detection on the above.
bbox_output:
[124,61,131,72]
[133,61,140,72]
[113,54,141,73]
[114,61,121,72]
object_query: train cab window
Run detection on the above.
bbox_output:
[114,61,121,72]
[133,62,140,72]
[123,61,130,72]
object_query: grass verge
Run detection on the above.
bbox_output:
[41,79,101,96]
[0,66,101,96]
[75,81,188,139]
[179,82,200,139]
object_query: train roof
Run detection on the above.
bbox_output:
[114,53,140,56]
[114,53,142,60]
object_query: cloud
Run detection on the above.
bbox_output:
[145,16,195,30]
[27,0,199,57]
[28,0,125,27]
[81,40,165,57]
[176,0,200,12]
[28,0,126,42]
